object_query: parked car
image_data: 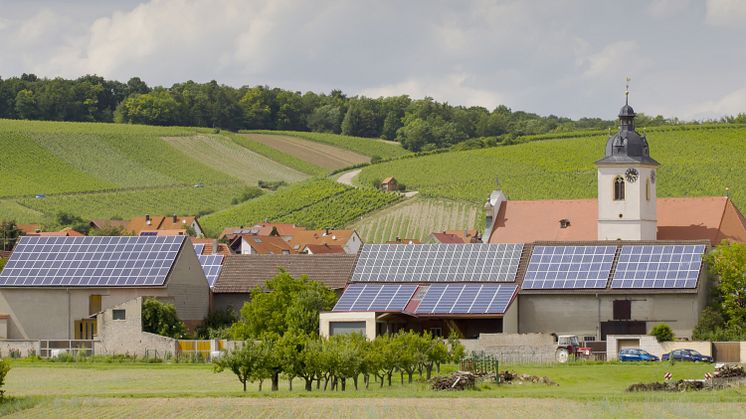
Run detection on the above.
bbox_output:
[619,348,659,362]
[662,349,713,363]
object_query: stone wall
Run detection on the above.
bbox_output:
[460,333,556,364]
[0,340,40,357]
[94,297,177,357]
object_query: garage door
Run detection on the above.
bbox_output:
[329,321,366,336]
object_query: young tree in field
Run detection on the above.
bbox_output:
[141,298,188,338]
[447,333,466,368]
[374,334,399,387]
[230,270,337,339]
[422,334,449,380]
[213,341,263,392]
[332,333,365,390]
[707,242,746,327]
[278,330,323,391]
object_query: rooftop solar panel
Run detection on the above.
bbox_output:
[414,283,517,315]
[193,244,205,255]
[0,236,184,287]
[198,254,224,288]
[352,243,524,283]
[522,245,616,289]
[332,283,418,312]
[611,244,706,289]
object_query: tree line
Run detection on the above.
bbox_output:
[1,73,725,151]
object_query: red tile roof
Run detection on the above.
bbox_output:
[213,254,357,293]
[191,238,232,256]
[235,235,295,255]
[488,196,746,245]
[305,243,346,254]
[127,215,195,235]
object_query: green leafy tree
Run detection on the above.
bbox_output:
[14,89,38,119]
[141,298,188,338]
[213,341,263,392]
[650,323,675,342]
[422,334,449,379]
[707,242,746,327]
[0,359,10,400]
[0,221,22,251]
[230,270,337,339]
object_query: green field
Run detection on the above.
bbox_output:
[247,130,411,160]
[200,179,399,236]
[350,197,482,243]
[2,362,745,417]
[356,125,746,209]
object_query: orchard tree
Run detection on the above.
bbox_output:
[707,242,746,327]
[213,340,264,392]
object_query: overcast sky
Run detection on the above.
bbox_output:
[1,0,745,120]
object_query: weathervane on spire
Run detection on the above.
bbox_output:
[625,76,631,105]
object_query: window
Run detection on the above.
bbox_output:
[646,178,651,201]
[583,336,596,342]
[329,321,366,336]
[614,176,625,201]
[89,295,102,316]
[112,309,126,320]
[613,300,631,320]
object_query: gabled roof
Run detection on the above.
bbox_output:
[127,215,196,235]
[0,236,186,288]
[16,224,42,234]
[489,196,746,246]
[382,176,396,184]
[213,254,358,293]
[26,228,85,237]
[285,229,356,252]
[89,219,129,230]
[431,230,480,244]
[234,235,294,255]
[305,243,346,254]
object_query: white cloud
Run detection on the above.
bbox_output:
[705,0,746,28]
[13,9,60,45]
[684,86,746,119]
[361,74,506,110]
[581,41,643,79]
[647,0,690,18]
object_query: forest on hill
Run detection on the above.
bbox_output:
[2,73,733,152]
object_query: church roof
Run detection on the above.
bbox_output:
[597,99,659,166]
[488,196,746,245]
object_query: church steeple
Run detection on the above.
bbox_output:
[596,79,658,241]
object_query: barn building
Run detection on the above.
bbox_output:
[321,95,744,341]
[0,235,209,340]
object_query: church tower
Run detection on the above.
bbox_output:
[597,83,659,240]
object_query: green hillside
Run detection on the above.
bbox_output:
[357,125,746,208]
[247,130,411,160]
[200,179,400,237]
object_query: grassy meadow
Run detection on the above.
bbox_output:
[2,361,745,417]
[247,130,411,160]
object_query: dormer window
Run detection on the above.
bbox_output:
[614,176,625,201]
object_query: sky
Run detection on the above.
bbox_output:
[1,0,745,120]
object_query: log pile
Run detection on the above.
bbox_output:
[627,380,705,392]
[713,364,746,379]
[430,371,477,391]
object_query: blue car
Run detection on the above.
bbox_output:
[619,348,659,362]
[662,349,713,363]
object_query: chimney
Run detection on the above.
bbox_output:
[212,239,218,255]
[396,236,401,242]
[324,228,330,236]
[173,214,178,223]
[560,219,571,229]
[145,214,151,225]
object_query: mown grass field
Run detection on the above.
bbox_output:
[242,133,370,169]
[357,125,746,209]
[350,197,482,243]
[2,362,745,417]
[247,130,411,160]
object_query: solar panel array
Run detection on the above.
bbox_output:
[523,245,616,289]
[198,255,224,288]
[415,283,517,314]
[0,236,184,287]
[611,244,706,289]
[352,244,523,283]
[333,283,418,312]
[193,244,205,255]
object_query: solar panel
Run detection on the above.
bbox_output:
[198,255,224,287]
[415,283,517,315]
[352,243,524,283]
[611,244,706,289]
[193,244,205,255]
[0,236,184,287]
[332,283,418,312]
[522,245,616,289]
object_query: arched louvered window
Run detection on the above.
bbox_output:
[614,176,625,201]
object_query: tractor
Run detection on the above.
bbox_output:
[555,335,592,363]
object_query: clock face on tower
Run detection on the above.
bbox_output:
[650,170,656,184]
[625,168,639,183]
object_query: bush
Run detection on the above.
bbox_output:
[142,298,188,338]
[0,359,10,400]
[257,180,287,191]
[370,155,383,164]
[650,324,674,342]
[372,178,382,189]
